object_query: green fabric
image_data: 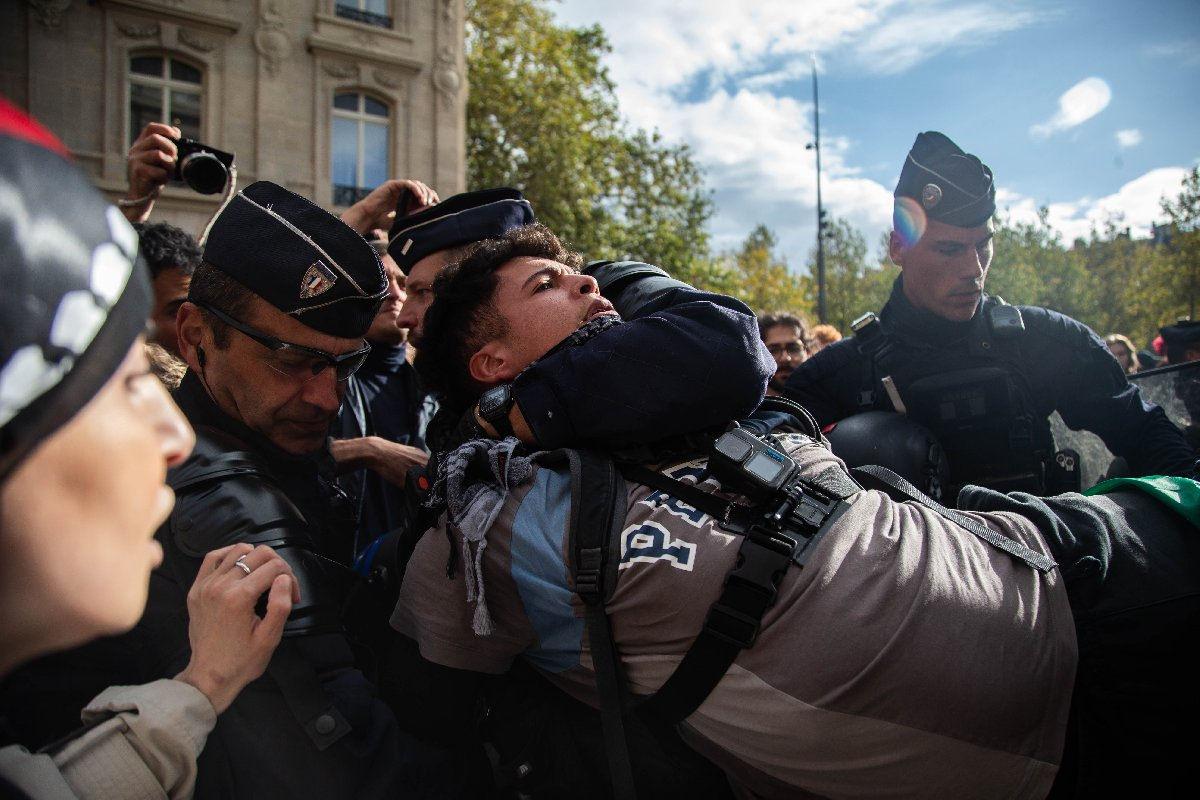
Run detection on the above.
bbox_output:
[1084,475,1200,529]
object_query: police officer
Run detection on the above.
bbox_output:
[7,181,439,799]
[784,131,1196,496]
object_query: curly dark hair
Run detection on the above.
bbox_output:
[133,221,202,279]
[415,224,583,405]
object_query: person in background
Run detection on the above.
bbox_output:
[806,323,842,354]
[757,312,808,396]
[133,221,202,356]
[0,97,295,800]
[1159,320,1200,365]
[118,122,181,224]
[1104,333,1139,375]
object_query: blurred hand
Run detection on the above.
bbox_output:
[122,122,180,223]
[330,436,429,488]
[175,543,299,714]
[339,179,439,235]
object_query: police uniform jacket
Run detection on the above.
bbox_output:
[783,278,1196,490]
[2,373,411,800]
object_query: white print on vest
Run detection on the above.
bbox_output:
[638,459,714,528]
[619,521,697,571]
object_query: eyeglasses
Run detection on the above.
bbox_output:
[766,341,806,358]
[193,301,371,383]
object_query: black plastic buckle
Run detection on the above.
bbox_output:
[704,534,792,648]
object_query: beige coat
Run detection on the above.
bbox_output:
[0,679,214,800]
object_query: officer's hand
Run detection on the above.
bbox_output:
[330,436,429,488]
[122,122,180,223]
[339,179,439,235]
[175,543,300,714]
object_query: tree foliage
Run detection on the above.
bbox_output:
[467,1,1197,345]
[465,0,712,275]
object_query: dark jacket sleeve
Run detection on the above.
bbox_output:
[1024,308,1196,477]
[780,337,865,426]
[512,261,772,450]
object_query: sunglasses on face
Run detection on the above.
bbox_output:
[193,301,371,383]
[766,341,806,358]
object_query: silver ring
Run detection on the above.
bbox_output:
[234,556,252,576]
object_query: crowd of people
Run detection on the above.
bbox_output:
[1,97,1198,800]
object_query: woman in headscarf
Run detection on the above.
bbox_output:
[0,99,296,800]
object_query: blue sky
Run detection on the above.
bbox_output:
[552,0,1200,266]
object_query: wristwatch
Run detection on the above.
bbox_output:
[477,383,515,438]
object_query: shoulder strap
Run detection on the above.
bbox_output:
[565,449,638,800]
[852,465,1056,572]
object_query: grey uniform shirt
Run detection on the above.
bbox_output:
[395,437,1078,799]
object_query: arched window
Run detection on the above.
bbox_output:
[331,92,390,206]
[128,55,203,146]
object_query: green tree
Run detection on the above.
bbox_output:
[723,224,809,315]
[465,0,712,274]
[1160,166,1200,322]
[800,217,892,332]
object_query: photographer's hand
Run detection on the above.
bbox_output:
[121,122,180,223]
[175,543,299,714]
[339,179,439,235]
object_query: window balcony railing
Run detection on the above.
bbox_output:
[333,184,373,207]
[335,4,392,29]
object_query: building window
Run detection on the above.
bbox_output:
[332,92,390,206]
[128,55,202,146]
[335,0,392,29]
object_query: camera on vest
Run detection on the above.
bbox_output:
[173,138,234,195]
[709,427,799,503]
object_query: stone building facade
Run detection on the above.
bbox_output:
[2,0,467,237]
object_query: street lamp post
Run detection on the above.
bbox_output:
[806,56,827,324]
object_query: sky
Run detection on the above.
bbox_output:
[551,0,1200,267]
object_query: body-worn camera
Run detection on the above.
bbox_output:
[174,138,235,195]
[709,427,798,500]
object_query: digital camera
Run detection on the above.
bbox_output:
[173,138,235,195]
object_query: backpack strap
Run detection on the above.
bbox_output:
[853,464,1057,573]
[625,462,852,724]
[563,448,638,800]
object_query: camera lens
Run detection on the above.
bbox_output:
[179,151,228,195]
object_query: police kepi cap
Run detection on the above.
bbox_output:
[387,187,534,274]
[895,131,995,228]
[201,181,386,338]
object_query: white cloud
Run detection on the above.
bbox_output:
[1029,77,1112,138]
[996,167,1188,243]
[1145,40,1200,67]
[1115,129,1143,149]
[550,1,1042,263]
[852,3,1043,75]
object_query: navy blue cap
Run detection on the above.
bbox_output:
[201,181,386,338]
[387,187,534,274]
[895,132,995,228]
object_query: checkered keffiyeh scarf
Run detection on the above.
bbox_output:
[424,437,536,635]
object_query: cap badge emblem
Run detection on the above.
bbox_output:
[921,183,943,210]
[300,260,338,299]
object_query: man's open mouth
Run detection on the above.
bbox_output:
[584,298,616,323]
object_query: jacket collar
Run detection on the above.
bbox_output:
[880,275,988,345]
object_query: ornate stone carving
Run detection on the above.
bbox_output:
[254,0,291,77]
[178,28,216,52]
[114,18,160,40]
[322,61,360,80]
[432,47,460,110]
[28,0,73,30]
[373,69,401,89]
